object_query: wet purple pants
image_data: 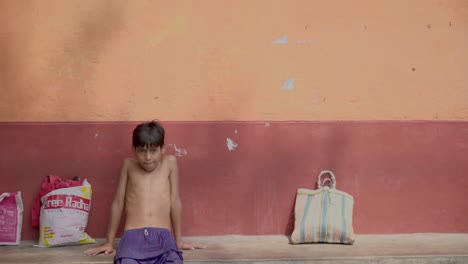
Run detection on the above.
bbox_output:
[114,227,183,264]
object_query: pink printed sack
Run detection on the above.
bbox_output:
[37,179,95,247]
[0,192,23,245]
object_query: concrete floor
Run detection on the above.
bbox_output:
[1,234,467,264]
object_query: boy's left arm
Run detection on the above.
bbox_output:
[169,155,206,250]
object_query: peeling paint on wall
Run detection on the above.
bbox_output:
[168,143,188,157]
[226,138,238,151]
[272,34,288,44]
[312,97,327,104]
[281,79,295,90]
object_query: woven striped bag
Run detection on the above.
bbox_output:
[291,170,355,244]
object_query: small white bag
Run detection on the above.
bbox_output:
[0,191,23,245]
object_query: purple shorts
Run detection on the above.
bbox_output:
[114,227,183,264]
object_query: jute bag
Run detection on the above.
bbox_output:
[291,170,355,244]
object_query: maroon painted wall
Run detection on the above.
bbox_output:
[0,121,467,240]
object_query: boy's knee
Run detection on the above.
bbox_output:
[114,258,140,264]
[165,251,183,263]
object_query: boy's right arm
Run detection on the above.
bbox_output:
[84,160,129,255]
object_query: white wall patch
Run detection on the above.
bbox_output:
[281,78,295,90]
[168,144,188,157]
[226,138,238,151]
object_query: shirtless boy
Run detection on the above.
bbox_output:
[84,121,205,263]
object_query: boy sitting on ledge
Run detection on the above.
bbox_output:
[84,121,205,263]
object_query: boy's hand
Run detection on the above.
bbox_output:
[83,243,115,255]
[178,241,207,250]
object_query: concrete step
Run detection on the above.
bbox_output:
[1,234,467,263]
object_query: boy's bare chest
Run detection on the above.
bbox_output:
[127,169,170,195]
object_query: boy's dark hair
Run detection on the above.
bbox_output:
[132,121,165,148]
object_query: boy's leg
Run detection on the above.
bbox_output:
[114,258,140,264]
[164,251,183,263]
[115,255,181,264]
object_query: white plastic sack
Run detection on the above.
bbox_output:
[0,191,23,245]
[37,179,95,247]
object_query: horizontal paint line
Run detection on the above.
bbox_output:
[0,120,466,126]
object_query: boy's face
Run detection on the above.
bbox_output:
[134,144,165,172]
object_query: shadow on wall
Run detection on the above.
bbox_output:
[47,0,127,120]
[0,0,128,121]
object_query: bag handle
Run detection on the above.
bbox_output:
[317,170,336,189]
[0,193,8,203]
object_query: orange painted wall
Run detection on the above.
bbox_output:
[1,1,468,240]
[1,0,467,121]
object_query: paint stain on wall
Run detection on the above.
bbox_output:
[168,143,188,157]
[312,97,327,104]
[272,34,288,44]
[265,123,271,127]
[281,78,295,90]
[234,129,238,134]
[57,53,98,85]
[297,39,313,44]
[226,138,238,151]
[147,16,187,48]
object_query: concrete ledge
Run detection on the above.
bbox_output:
[1,234,467,264]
